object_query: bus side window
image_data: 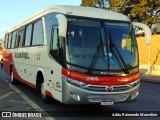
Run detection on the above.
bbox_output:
[7,33,12,49]
[4,34,9,49]
[32,19,44,46]
[11,31,17,48]
[50,27,61,63]
[25,24,32,47]
[17,29,25,48]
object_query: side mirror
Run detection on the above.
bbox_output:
[55,14,67,38]
[132,22,152,45]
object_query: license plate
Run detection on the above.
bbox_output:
[101,101,114,105]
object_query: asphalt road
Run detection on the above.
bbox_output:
[0,68,160,120]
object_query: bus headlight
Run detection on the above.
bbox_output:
[129,79,140,87]
[63,76,87,87]
[131,91,139,100]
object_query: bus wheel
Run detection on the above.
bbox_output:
[38,77,51,103]
[10,69,18,85]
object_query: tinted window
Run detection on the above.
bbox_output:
[50,28,60,57]
[25,24,32,46]
[11,31,17,48]
[32,19,44,45]
[7,33,12,48]
[4,35,9,48]
[45,13,58,45]
[17,29,25,48]
[50,27,61,63]
[66,18,138,73]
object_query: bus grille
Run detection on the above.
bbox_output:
[88,94,129,102]
[82,85,131,92]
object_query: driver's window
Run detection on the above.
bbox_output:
[50,27,61,63]
[121,33,134,53]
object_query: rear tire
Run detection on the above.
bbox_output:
[10,69,18,85]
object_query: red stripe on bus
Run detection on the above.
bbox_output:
[62,68,140,85]
[13,65,36,89]
[45,90,53,98]
[18,78,36,89]
[62,68,71,77]
[2,51,36,89]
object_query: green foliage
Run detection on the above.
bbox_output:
[81,0,109,9]
[81,0,160,24]
[0,40,4,53]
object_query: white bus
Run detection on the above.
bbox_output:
[3,5,151,104]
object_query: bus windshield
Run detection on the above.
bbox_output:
[66,17,138,75]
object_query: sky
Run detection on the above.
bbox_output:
[0,0,81,39]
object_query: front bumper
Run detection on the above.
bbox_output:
[62,79,140,104]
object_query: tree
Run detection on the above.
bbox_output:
[129,0,160,23]
[81,0,160,24]
[0,40,4,54]
[156,6,160,24]
[81,0,109,9]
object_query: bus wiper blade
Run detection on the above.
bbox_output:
[109,33,129,74]
[88,44,102,74]
[87,31,105,74]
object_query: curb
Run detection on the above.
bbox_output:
[140,65,160,75]
[140,75,160,85]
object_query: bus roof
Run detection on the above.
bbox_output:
[47,5,130,21]
[7,5,130,33]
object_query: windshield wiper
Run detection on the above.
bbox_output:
[88,35,104,74]
[109,33,130,74]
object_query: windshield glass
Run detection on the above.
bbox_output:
[66,17,138,74]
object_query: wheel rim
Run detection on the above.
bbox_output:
[41,82,46,99]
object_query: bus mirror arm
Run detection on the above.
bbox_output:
[56,14,67,38]
[132,22,152,45]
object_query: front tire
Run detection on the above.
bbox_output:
[37,76,51,102]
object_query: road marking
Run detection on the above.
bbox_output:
[8,83,55,120]
[9,83,42,110]
[4,99,28,104]
[0,92,15,100]
[141,82,160,86]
